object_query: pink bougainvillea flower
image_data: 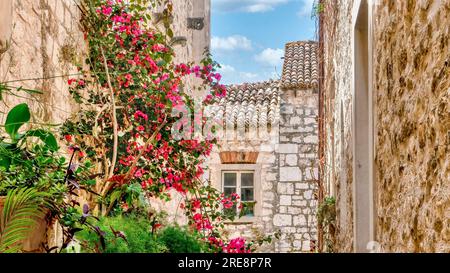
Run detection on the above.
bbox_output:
[64,135,73,142]
[101,5,113,16]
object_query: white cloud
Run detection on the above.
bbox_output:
[254,48,284,67]
[213,0,289,13]
[211,35,253,51]
[217,64,236,74]
[216,64,262,84]
[239,72,259,80]
[298,0,315,17]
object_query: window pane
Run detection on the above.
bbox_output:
[223,173,237,187]
[223,187,236,197]
[241,188,254,201]
[241,173,254,187]
[241,202,255,217]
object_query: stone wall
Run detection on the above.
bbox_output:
[321,0,355,252]
[275,88,318,252]
[170,0,210,98]
[373,0,450,252]
[207,138,280,252]
[206,87,319,252]
[321,0,450,252]
[0,0,86,124]
[0,0,210,122]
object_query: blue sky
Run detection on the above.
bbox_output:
[211,0,317,84]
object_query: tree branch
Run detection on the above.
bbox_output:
[100,47,118,179]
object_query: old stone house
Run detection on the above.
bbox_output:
[319,0,449,252]
[204,41,320,252]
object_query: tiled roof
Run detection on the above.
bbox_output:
[281,40,319,89]
[206,80,280,131]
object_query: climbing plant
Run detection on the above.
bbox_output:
[61,0,264,252]
[317,196,336,252]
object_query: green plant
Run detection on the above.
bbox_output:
[0,103,100,253]
[158,226,208,253]
[0,103,65,198]
[317,196,336,252]
[0,188,47,253]
[75,213,167,253]
[59,0,256,252]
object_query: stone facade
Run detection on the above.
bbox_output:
[275,88,319,252]
[169,0,210,97]
[320,0,450,252]
[206,42,319,252]
[320,0,355,253]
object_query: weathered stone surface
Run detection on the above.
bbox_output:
[274,214,292,226]
[279,195,292,206]
[277,183,294,194]
[280,167,302,181]
[322,0,450,253]
[293,215,307,226]
[278,144,298,153]
[285,154,298,166]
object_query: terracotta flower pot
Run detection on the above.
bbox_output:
[0,196,49,253]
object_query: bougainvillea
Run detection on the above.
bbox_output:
[61,0,255,252]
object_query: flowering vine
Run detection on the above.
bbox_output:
[61,0,256,252]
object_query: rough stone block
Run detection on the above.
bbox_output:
[295,182,309,189]
[304,117,316,125]
[290,116,302,126]
[293,215,307,226]
[280,167,302,181]
[303,190,313,200]
[293,200,307,206]
[285,154,298,166]
[279,195,292,206]
[273,214,292,226]
[277,183,294,194]
[278,144,298,153]
[304,135,318,144]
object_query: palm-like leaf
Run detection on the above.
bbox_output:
[0,188,47,253]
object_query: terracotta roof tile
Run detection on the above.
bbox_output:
[206,80,280,131]
[281,40,318,89]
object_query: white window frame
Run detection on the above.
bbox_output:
[211,163,261,223]
[222,170,256,217]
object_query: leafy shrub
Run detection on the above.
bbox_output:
[76,213,211,253]
[76,213,167,253]
[0,103,66,198]
[158,226,208,253]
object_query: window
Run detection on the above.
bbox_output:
[211,163,261,223]
[222,171,255,217]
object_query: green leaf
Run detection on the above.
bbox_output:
[26,129,59,152]
[0,188,46,252]
[5,103,31,141]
